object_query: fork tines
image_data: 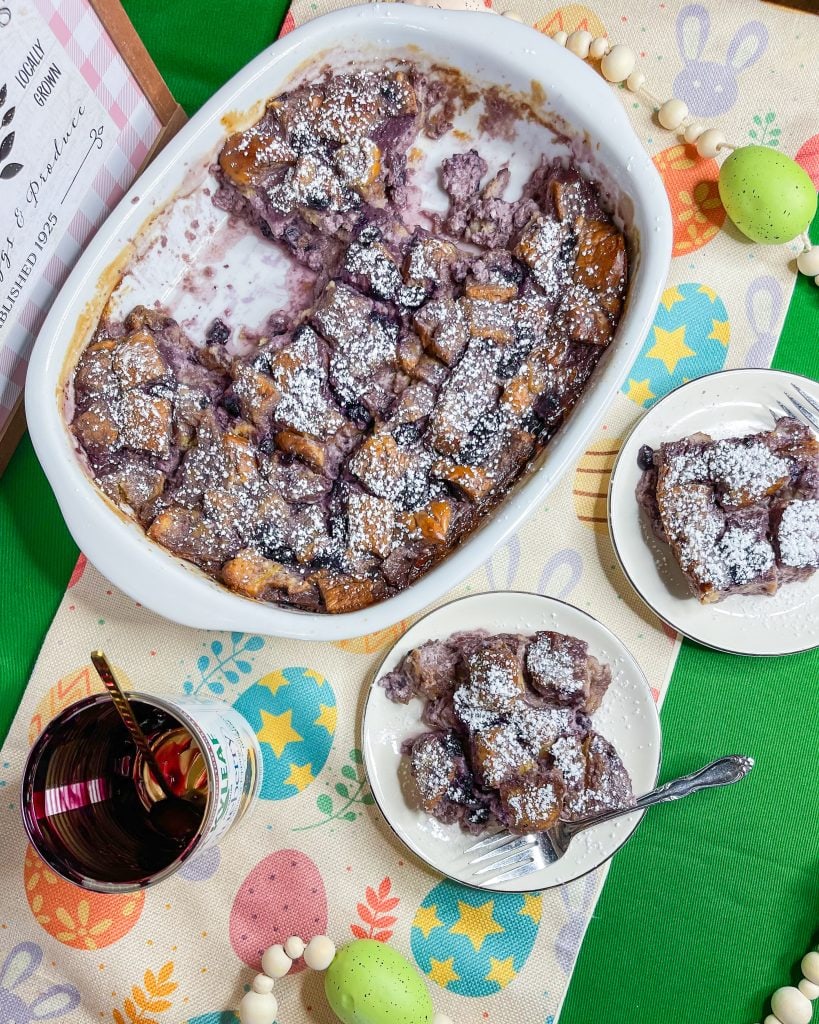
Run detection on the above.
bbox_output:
[771,385,819,431]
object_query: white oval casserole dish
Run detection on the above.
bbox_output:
[25,4,672,640]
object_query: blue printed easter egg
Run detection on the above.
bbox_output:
[185,1013,238,1024]
[621,283,730,409]
[233,668,336,800]
[411,880,541,997]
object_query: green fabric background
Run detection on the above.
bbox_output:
[0,3,816,1020]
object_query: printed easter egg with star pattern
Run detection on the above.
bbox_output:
[653,144,726,256]
[24,846,144,949]
[411,879,541,997]
[232,668,336,800]
[230,849,327,970]
[335,620,409,655]
[621,283,729,409]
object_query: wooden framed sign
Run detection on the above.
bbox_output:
[0,0,184,472]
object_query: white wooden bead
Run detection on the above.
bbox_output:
[802,952,819,984]
[798,978,819,1000]
[765,1016,784,1024]
[239,990,279,1024]
[432,1014,455,1024]
[684,122,705,144]
[284,936,305,959]
[589,36,610,59]
[796,248,819,277]
[658,98,689,131]
[552,30,568,45]
[566,30,592,57]
[303,935,336,971]
[626,71,645,92]
[771,986,812,1024]
[814,275,819,286]
[695,128,726,158]
[252,975,275,994]
[501,9,523,20]
[601,44,636,83]
[261,944,292,979]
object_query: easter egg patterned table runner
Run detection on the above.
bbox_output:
[0,1,817,1022]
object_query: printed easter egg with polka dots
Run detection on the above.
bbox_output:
[229,849,327,970]
[535,4,606,39]
[24,846,144,949]
[233,668,336,800]
[411,880,541,996]
[621,283,730,408]
[653,144,726,256]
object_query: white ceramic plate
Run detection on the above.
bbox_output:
[609,368,819,656]
[25,5,672,640]
[362,591,661,892]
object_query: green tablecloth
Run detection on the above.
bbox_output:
[0,3,817,1020]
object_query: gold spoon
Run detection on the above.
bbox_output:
[90,651,204,842]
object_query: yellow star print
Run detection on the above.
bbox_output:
[698,283,718,302]
[314,704,337,735]
[519,893,542,925]
[257,708,302,758]
[646,325,695,374]
[485,956,517,989]
[660,285,685,312]
[283,762,314,792]
[449,899,504,953]
[413,904,444,939]
[428,956,459,988]
[624,378,655,406]
[304,668,328,687]
[708,318,730,346]
[257,671,290,697]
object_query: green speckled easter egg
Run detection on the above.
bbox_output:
[718,146,817,244]
[325,940,433,1024]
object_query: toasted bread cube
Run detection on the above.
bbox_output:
[275,429,327,471]
[73,400,119,451]
[112,331,169,388]
[431,460,495,502]
[461,298,515,345]
[500,772,564,833]
[513,214,569,294]
[74,340,117,398]
[349,434,411,498]
[148,505,235,564]
[557,288,612,347]
[404,237,458,287]
[347,491,395,558]
[574,217,627,311]
[231,363,280,426]
[219,124,295,187]
[222,548,311,600]
[464,278,518,302]
[335,137,382,192]
[413,299,469,366]
[473,723,535,788]
[414,499,453,544]
[312,569,384,612]
[117,393,172,457]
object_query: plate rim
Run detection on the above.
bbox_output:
[608,366,819,658]
[360,589,662,893]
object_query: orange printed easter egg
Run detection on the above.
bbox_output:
[573,435,622,532]
[653,144,725,256]
[335,620,410,655]
[28,664,131,745]
[535,5,606,39]
[24,846,144,949]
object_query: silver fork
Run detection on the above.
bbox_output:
[463,755,754,885]
[770,383,819,431]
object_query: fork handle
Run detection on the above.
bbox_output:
[564,755,754,838]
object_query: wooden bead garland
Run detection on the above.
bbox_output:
[746,947,819,1024]
[238,934,456,1024]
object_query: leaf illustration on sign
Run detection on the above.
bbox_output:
[0,88,22,180]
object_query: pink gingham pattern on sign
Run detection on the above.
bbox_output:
[0,0,163,431]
